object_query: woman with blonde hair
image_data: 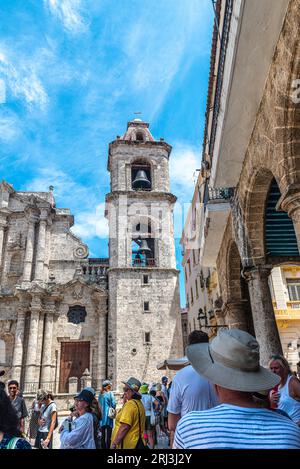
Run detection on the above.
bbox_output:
[269,354,300,425]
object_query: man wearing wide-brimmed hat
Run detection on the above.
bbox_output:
[174,328,300,449]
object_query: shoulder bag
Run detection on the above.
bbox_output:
[108,392,116,419]
[133,400,148,450]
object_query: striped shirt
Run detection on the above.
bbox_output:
[174,404,300,449]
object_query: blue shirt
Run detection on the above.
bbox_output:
[174,404,300,449]
[98,391,116,428]
[60,413,95,449]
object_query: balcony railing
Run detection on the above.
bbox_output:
[81,259,108,283]
[132,256,156,267]
[208,187,234,201]
[23,382,56,393]
[287,301,300,309]
[274,308,300,320]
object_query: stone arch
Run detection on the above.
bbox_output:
[130,214,159,239]
[243,168,275,264]
[130,214,157,267]
[131,158,152,190]
[273,0,300,185]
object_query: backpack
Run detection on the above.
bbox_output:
[6,437,20,449]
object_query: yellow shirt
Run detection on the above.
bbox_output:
[111,399,146,449]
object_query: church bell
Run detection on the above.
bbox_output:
[132,170,151,189]
[137,239,152,255]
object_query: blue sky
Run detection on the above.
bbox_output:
[0,0,214,305]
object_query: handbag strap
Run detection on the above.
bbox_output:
[120,400,142,450]
[7,437,20,449]
[133,400,142,437]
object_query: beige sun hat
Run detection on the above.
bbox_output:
[186,328,280,392]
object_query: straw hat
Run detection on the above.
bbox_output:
[186,328,280,392]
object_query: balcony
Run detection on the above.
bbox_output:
[199,186,234,267]
[274,308,300,321]
[81,258,109,283]
[287,301,300,309]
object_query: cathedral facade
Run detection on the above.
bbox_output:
[0,120,183,395]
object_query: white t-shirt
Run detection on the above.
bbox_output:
[167,365,218,417]
[39,402,57,433]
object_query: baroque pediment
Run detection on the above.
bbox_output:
[49,278,107,299]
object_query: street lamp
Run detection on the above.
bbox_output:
[197,308,228,329]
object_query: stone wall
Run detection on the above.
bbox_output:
[108,269,183,389]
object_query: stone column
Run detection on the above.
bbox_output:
[0,213,8,267]
[40,309,55,388]
[11,309,26,383]
[24,297,41,390]
[34,211,48,282]
[23,214,38,283]
[224,299,248,331]
[97,311,107,388]
[277,184,300,253]
[243,266,282,365]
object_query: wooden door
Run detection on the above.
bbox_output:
[59,341,90,393]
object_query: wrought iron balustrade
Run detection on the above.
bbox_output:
[131,256,156,267]
[208,187,234,200]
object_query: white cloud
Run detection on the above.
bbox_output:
[120,0,212,120]
[45,0,90,33]
[72,203,108,239]
[169,143,200,239]
[25,166,108,240]
[170,144,199,190]
[0,47,48,109]
[24,166,95,207]
[0,111,20,142]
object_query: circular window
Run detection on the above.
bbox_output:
[131,348,137,356]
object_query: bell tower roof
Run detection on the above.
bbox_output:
[122,120,154,142]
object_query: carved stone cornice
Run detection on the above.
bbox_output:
[276,183,300,219]
[105,191,177,204]
[241,265,272,282]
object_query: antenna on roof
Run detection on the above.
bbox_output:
[133,111,142,122]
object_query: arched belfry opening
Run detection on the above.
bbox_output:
[131,159,152,191]
[265,178,299,257]
[136,130,145,142]
[131,218,155,267]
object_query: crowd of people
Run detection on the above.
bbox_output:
[1,328,300,449]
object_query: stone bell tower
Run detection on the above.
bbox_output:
[105,119,183,387]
